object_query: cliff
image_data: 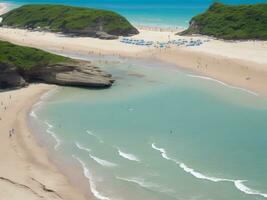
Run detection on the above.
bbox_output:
[0,41,114,89]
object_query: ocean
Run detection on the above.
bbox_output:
[4,0,267,27]
[29,55,267,200]
[4,0,267,199]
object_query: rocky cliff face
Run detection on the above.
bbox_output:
[0,60,114,89]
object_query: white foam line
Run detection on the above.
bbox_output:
[46,129,61,150]
[116,147,140,162]
[116,176,175,195]
[30,110,38,118]
[72,155,112,200]
[116,176,159,189]
[234,180,267,198]
[187,74,258,96]
[30,101,44,118]
[86,130,104,143]
[44,121,61,150]
[75,142,91,153]
[89,154,117,167]
[151,143,267,198]
[44,120,53,129]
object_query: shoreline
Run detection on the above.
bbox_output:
[1,2,267,199]
[0,84,91,200]
[0,26,266,96]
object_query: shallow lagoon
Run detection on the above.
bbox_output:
[30,56,267,200]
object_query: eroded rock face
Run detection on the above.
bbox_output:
[0,62,27,89]
[0,60,114,89]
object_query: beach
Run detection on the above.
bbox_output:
[1,2,267,200]
[0,3,267,95]
[0,84,91,200]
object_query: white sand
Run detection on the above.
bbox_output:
[0,84,90,200]
[1,25,266,95]
[1,3,267,199]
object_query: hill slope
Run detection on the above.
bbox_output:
[180,3,267,40]
[0,4,139,39]
[0,40,114,88]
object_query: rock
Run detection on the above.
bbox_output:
[96,31,118,40]
[0,60,114,89]
[0,62,27,89]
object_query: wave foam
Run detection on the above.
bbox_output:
[75,142,91,153]
[187,74,258,96]
[86,130,104,143]
[72,155,111,200]
[116,176,175,195]
[116,176,159,189]
[152,143,267,198]
[30,110,38,118]
[45,121,61,150]
[234,180,267,198]
[89,154,117,167]
[30,101,44,119]
[116,147,140,162]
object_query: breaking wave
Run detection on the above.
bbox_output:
[116,176,159,189]
[75,142,91,153]
[151,143,267,198]
[116,147,140,162]
[72,155,112,200]
[116,176,175,195]
[187,74,258,96]
[89,154,117,167]
[45,121,61,150]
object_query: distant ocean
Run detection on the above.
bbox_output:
[5,0,267,27]
[29,55,267,200]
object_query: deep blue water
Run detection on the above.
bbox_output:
[4,0,267,27]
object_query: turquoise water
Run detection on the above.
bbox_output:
[4,0,267,27]
[30,57,267,200]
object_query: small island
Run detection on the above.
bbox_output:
[0,4,139,39]
[181,3,267,40]
[0,40,114,89]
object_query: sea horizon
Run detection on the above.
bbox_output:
[4,0,267,28]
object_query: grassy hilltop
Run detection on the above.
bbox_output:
[0,4,138,39]
[181,3,267,40]
[0,40,69,70]
[0,40,114,88]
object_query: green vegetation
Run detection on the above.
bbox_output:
[181,3,267,40]
[0,4,138,37]
[0,40,69,70]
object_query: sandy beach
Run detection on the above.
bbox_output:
[1,2,267,199]
[0,84,90,200]
[0,6,267,95]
